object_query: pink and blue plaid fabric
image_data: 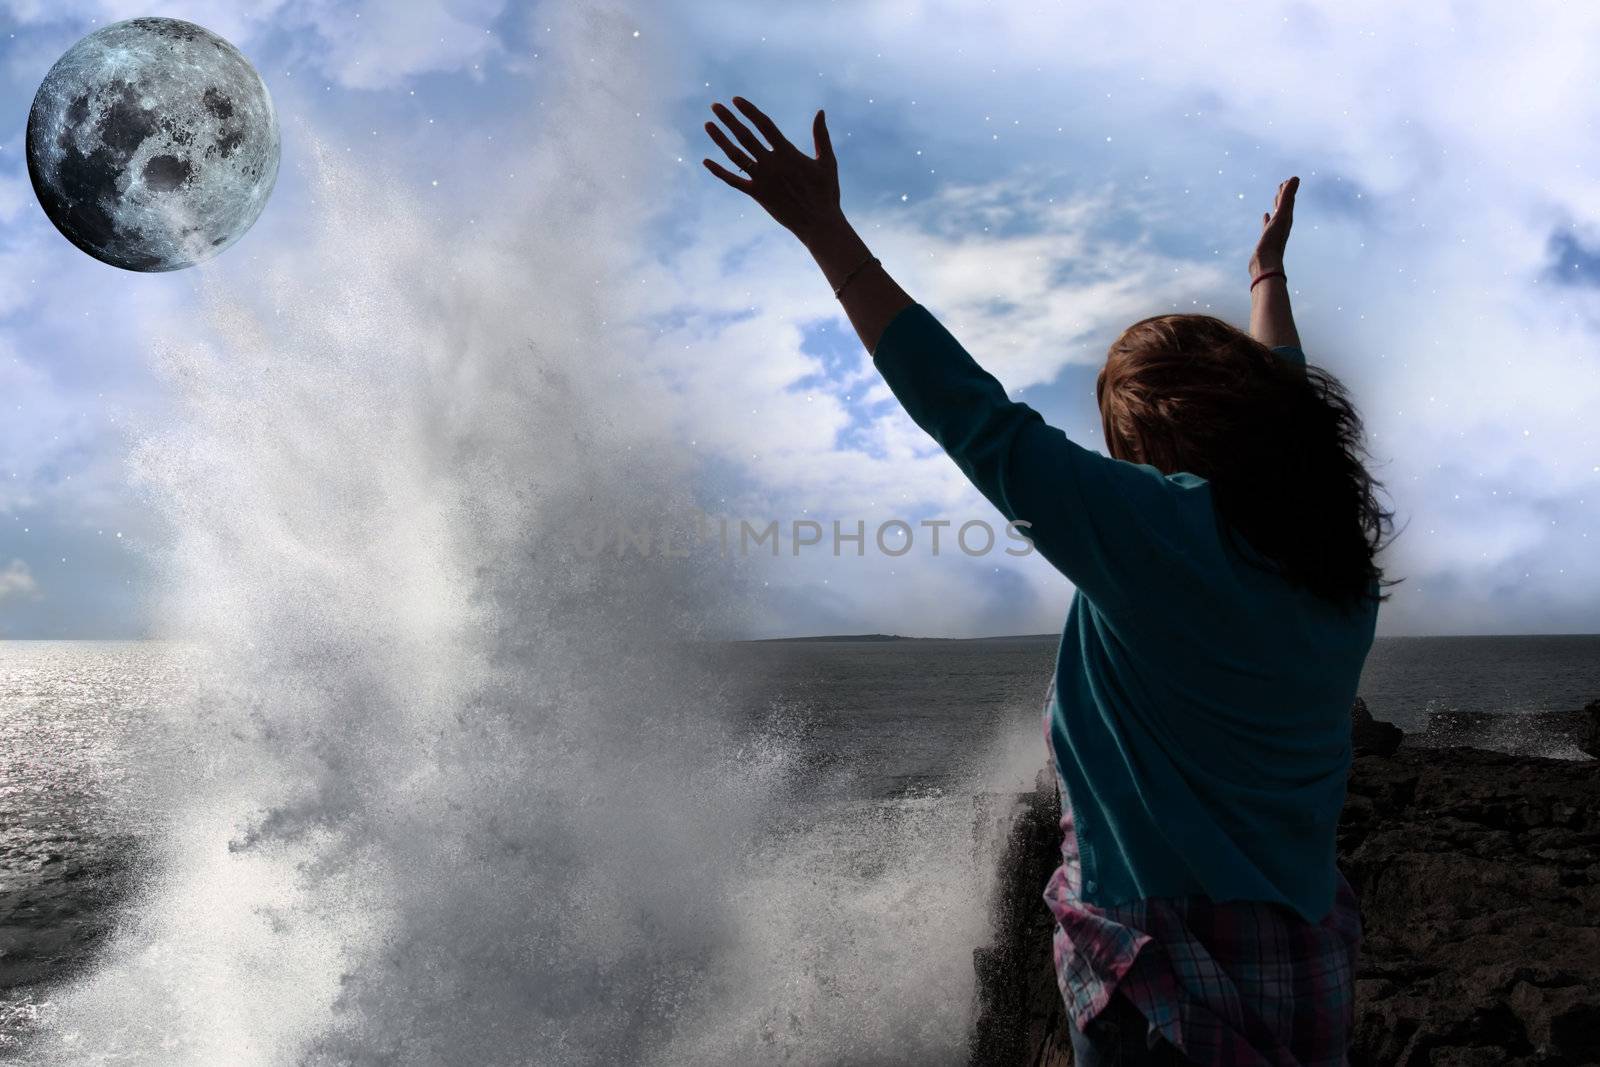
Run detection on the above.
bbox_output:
[1041,686,1363,1066]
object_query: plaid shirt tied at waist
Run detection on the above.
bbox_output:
[1041,689,1363,1067]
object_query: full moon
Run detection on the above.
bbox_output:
[26,17,279,273]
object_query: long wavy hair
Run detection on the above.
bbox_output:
[1096,314,1400,613]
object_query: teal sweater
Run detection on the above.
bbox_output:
[871,302,1378,923]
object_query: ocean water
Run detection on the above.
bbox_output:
[1351,633,1600,730]
[0,638,1044,1063]
[3,634,1596,1061]
[714,632,1600,804]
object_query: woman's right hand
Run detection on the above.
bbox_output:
[1250,175,1299,277]
[703,97,843,245]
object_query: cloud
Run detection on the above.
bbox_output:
[270,0,507,89]
[0,0,507,89]
[0,557,39,601]
[627,172,1228,506]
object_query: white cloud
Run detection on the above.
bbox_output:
[1,0,506,89]
[0,174,31,228]
[0,557,40,601]
[272,0,506,89]
[628,174,1225,501]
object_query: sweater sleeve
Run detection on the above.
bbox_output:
[871,302,1212,612]
[1270,344,1307,368]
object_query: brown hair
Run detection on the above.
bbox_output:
[1096,314,1400,613]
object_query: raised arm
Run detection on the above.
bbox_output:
[1249,176,1303,354]
[702,97,911,352]
[702,98,1213,612]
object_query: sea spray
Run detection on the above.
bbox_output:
[18,3,768,1061]
[11,4,1037,1063]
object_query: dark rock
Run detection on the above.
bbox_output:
[1352,697,1404,756]
[969,768,1071,1066]
[1338,747,1600,1066]
[975,745,1600,1066]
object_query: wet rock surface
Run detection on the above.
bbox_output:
[1421,699,1600,760]
[971,713,1600,1066]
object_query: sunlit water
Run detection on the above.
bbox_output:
[0,638,1048,1063]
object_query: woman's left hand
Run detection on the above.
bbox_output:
[703,97,842,242]
[1250,176,1299,277]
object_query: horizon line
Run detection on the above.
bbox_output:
[746,631,1600,642]
[3,631,1600,643]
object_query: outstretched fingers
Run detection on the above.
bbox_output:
[703,157,754,193]
[731,96,792,152]
[812,109,835,168]
[711,101,769,160]
[1262,176,1299,235]
[1276,175,1300,215]
[705,120,757,174]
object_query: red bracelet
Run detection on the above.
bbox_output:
[1250,269,1286,291]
